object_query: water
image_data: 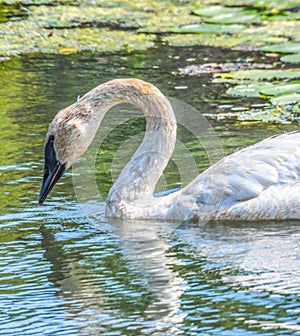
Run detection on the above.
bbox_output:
[0,46,299,335]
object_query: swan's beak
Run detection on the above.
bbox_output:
[39,161,65,205]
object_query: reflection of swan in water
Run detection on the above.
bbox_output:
[39,78,300,221]
[113,219,187,331]
[40,219,187,334]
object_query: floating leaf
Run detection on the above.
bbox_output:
[268,11,300,20]
[192,6,240,17]
[204,105,297,124]
[281,53,300,63]
[216,69,300,81]
[171,24,246,34]
[192,5,261,24]
[260,82,300,96]
[261,42,300,54]
[237,110,282,123]
[271,93,300,105]
[204,11,261,25]
[227,83,274,97]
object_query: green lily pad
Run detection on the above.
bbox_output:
[227,83,274,98]
[281,53,300,63]
[216,69,300,81]
[261,42,300,54]
[192,6,261,24]
[222,71,300,109]
[271,93,300,105]
[171,24,246,34]
[237,109,283,123]
[204,11,261,25]
[204,104,299,124]
[260,82,300,96]
[192,6,241,17]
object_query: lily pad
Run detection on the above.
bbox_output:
[237,109,284,123]
[227,83,275,98]
[171,24,246,34]
[260,82,300,96]
[261,42,300,54]
[204,11,261,25]
[204,105,298,124]
[271,93,300,105]
[193,5,263,24]
[269,12,300,20]
[281,53,300,63]
[215,69,300,81]
[192,6,241,17]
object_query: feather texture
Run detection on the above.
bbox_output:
[42,79,300,222]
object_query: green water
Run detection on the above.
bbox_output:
[0,46,299,335]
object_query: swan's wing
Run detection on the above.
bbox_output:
[185,132,300,208]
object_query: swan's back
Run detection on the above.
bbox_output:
[166,132,300,221]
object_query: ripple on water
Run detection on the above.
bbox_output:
[1,50,300,335]
[1,199,300,335]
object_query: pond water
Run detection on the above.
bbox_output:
[0,45,299,335]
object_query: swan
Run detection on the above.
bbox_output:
[39,78,300,222]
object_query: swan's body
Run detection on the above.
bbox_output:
[40,78,300,222]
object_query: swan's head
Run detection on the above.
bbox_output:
[39,108,89,205]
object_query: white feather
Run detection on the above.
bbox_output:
[45,79,300,222]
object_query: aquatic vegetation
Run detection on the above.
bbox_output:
[164,33,287,50]
[262,42,300,54]
[197,0,300,10]
[227,81,300,104]
[216,68,300,81]
[217,71,300,122]
[0,0,299,56]
[226,83,275,98]
[192,4,300,24]
[261,82,300,96]
[281,53,300,63]
[177,63,272,76]
[0,0,299,123]
[261,42,300,63]
[219,69,300,100]
[169,2,299,49]
[204,106,296,123]
[171,24,246,34]
[0,2,26,23]
[271,93,300,105]
[192,6,262,25]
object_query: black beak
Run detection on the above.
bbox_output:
[39,134,66,205]
[39,161,65,205]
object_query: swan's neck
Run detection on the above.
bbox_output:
[77,79,177,216]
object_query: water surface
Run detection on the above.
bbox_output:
[0,46,299,335]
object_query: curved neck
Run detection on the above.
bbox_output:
[76,78,177,208]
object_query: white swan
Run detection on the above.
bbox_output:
[39,78,300,222]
